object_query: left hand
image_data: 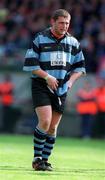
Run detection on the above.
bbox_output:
[68,81,73,90]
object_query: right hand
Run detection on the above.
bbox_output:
[46,75,59,90]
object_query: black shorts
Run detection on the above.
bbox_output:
[31,78,67,114]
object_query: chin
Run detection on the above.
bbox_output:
[59,32,64,36]
[61,31,66,35]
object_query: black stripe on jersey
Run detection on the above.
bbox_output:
[39,43,81,56]
[24,57,39,66]
[70,60,85,70]
[71,45,81,56]
[33,42,40,54]
[39,43,72,53]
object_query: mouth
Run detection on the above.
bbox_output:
[61,29,66,32]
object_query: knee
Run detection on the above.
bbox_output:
[38,119,51,131]
[48,126,57,135]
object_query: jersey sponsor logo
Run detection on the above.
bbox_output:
[51,60,66,66]
[44,46,51,49]
[50,52,66,66]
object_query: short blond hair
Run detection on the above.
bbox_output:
[51,9,71,20]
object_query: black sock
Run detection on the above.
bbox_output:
[33,127,46,159]
[42,134,56,161]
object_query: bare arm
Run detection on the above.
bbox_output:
[68,72,83,89]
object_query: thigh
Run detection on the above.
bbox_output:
[35,105,52,130]
[35,105,52,122]
[49,110,62,128]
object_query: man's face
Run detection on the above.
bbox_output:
[51,16,70,36]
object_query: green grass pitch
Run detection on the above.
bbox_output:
[0,135,105,180]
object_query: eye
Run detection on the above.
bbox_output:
[66,22,69,25]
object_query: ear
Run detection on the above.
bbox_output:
[50,18,55,26]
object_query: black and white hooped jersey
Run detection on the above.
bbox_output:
[23,28,86,96]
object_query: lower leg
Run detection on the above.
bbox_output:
[34,106,52,159]
[42,111,62,162]
[32,106,52,171]
[33,127,47,160]
[42,134,56,161]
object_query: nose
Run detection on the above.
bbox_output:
[64,23,68,29]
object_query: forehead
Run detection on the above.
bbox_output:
[56,16,70,22]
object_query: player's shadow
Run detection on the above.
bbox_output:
[0,166,105,176]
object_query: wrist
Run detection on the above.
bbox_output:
[69,81,73,86]
[44,74,50,81]
[68,81,73,88]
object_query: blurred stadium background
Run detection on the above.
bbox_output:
[0,0,105,137]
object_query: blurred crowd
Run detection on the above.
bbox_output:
[76,78,105,139]
[0,0,105,75]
